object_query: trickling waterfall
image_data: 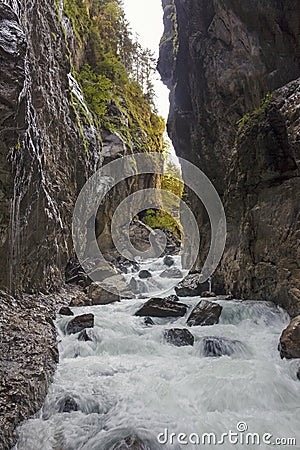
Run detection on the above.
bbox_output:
[13,257,300,450]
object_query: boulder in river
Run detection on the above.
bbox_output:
[88,282,120,305]
[135,298,188,318]
[138,270,152,279]
[198,336,245,357]
[165,294,179,302]
[278,315,300,359]
[58,394,79,413]
[297,367,300,381]
[201,291,216,298]
[159,268,182,278]
[58,306,74,316]
[175,273,203,296]
[144,317,155,326]
[164,328,194,347]
[187,300,222,326]
[66,314,94,335]
[78,329,93,342]
[163,255,174,267]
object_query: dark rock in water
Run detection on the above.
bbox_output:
[175,273,203,297]
[278,315,300,359]
[144,317,155,326]
[129,277,146,295]
[135,298,188,318]
[165,294,179,303]
[111,434,151,449]
[66,314,94,335]
[164,328,194,347]
[160,268,182,279]
[58,306,74,316]
[116,256,140,274]
[297,367,300,381]
[58,395,78,413]
[88,282,120,305]
[201,291,216,298]
[187,300,222,326]
[163,255,174,267]
[78,329,93,342]
[138,270,152,279]
[199,336,245,357]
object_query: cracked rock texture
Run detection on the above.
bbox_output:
[159,0,300,315]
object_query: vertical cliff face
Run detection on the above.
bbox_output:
[159,0,300,315]
[0,0,101,294]
[0,0,164,296]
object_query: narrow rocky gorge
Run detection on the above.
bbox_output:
[0,0,165,446]
[0,0,300,448]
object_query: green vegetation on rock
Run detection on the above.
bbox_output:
[61,0,165,153]
[236,92,274,134]
[141,159,184,238]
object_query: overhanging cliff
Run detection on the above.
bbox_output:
[158,0,300,315]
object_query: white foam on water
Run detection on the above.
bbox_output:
[14,259,300,450]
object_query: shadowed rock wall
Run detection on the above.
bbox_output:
[158,0,300,315]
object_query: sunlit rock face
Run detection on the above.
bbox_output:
[159,0,300,315]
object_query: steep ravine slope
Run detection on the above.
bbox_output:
[0,1,164,447]
[159,0,300,315]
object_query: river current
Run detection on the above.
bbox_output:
[14,259,300,450]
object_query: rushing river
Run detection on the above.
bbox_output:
[14,259,300,450]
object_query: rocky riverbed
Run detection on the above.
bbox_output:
[12,287,300,450]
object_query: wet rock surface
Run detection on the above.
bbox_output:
[138,270,152,279]
[164,328,194,347]
[58,306,74,316]
[160,267,182,278]
[187,300,223,327]
[159,0,300,316]
[88,282,120,305]
[135,298,188,318]
[201,291,216,298]
[144,317,155,326]
[78,329,93,342]
[66,314,95,335]
[0,290,70,449]
[163,255,174,267]
[175,273,203,297]
[279,315,300,359]
[198,336,246,357]
[58,395,79,413]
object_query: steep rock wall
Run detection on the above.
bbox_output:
[0,0,164,295]
[159,0,300,315]
[0,0,101,294]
